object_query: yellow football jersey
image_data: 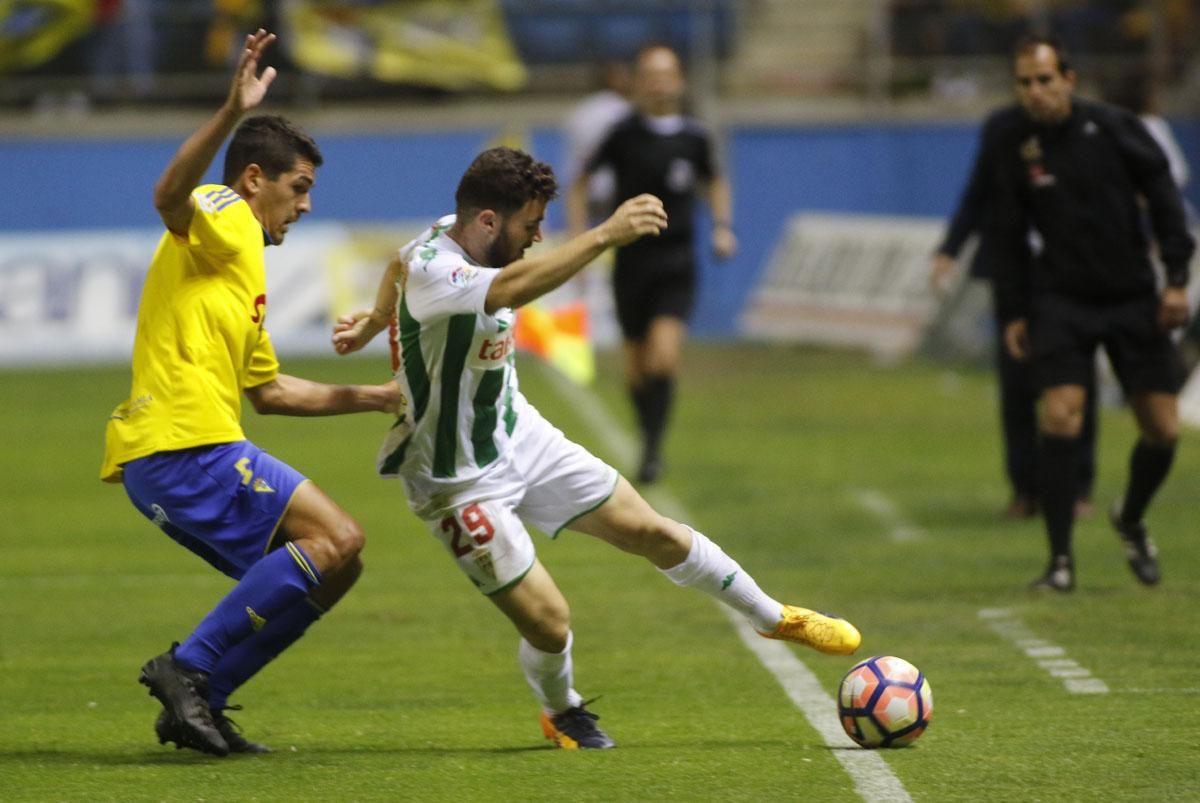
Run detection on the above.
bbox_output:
[100,185,280,482]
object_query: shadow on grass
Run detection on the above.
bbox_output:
[1,735,851,764]
[0,743,553,766]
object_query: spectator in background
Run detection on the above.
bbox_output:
[87,0,158,101]
[206,0,269,68]
[563,61,632,223]
[987,34,1194,592]
[567,43,736,484]
[931,103,1099,521]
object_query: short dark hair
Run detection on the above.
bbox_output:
[222,115,324,186]
[454,147,558,218]
[1012,33,1072,75]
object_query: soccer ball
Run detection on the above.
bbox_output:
[837,655,933,748]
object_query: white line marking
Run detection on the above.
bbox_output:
[541,365,911,803]
[850,488,924,542]
[978,608,1109,694]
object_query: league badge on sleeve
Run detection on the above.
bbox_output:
[448,265,480,289]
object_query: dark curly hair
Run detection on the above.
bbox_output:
[455,147,558,218]
[223,115,323,186]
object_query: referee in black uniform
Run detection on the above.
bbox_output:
[987,34,1194,591]
[932,103,1099,521]
[568,42,735,484]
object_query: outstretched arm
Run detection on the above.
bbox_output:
[245,373,402,416]
[153,29,278,235]
[332,255,407,355]
[485,193,668,313]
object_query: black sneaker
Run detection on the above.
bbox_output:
[1029,556,1075,592]
[539,702,615,749]
[156,705,271,754]
[1109,502,1161,586]
[139,644,228,757]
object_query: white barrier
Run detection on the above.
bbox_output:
[739,213,946,360]
[0,223,422,365]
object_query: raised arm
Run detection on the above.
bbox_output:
[153,29,278,235]
[485,193,668,314]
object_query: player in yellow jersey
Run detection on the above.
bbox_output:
[101,30,402,757]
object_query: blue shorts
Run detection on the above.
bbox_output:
[122,441,307,580]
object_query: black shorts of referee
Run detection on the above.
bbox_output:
[612,247,696,341]
[1029,291,1187,395]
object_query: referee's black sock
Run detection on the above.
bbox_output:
[1038,434,1079,561]
[630,384,651,439]
[1120,439,1177,524]
[641,375,674,458]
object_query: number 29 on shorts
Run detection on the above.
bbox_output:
[440,502,496,557]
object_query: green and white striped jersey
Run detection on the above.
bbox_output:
[377,216,527,501]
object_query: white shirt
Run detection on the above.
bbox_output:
[377,216,530,508]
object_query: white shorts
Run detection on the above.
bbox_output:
[410,406,619,595]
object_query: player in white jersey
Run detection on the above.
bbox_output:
[334,147,861,749]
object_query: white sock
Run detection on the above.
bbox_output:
[661,528,783,632]
[518,631,583,714]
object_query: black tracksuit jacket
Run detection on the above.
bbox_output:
[984,97,1194,323]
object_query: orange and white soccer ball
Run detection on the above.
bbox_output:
[837,655,933,748]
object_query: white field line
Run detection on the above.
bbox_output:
[543,368,912,803]
[978,608,1109,694]
[850,488,924,542]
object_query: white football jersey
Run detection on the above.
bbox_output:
[378,216,530,505]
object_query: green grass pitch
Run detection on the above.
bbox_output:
[2,344,1197,801]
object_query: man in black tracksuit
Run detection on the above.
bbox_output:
[933,102,1098,521]
[987,35,1194,591]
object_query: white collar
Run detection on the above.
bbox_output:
[642,114,686,136]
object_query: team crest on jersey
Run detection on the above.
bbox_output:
[449,265,480,289]
[473,550,497,582]
[1020,136,1055,188]
[666,158,696,193]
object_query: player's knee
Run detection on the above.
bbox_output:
[331,516,366,561]
[305,515,364,571]
[1039,404,1083,437]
